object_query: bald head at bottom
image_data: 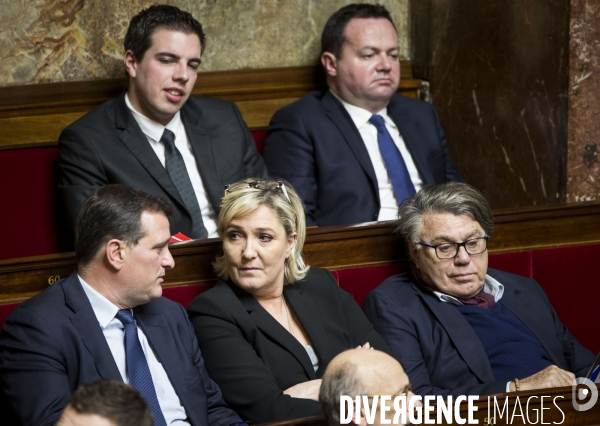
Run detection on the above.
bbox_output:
[320,349,419,426]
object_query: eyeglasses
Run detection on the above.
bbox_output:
[366,383,413,399]
[224,179,290,202]
[418,235,489,259]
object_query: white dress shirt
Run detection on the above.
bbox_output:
[79,276,190,425]
[334,93,424,221]
[432,274,505,305]
[125,93,218,238]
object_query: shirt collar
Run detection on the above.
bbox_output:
[330,89,396,130]
[433,274,505,305]
[78,275,121,329]
[125,92,181,143]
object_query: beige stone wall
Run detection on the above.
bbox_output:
[0,0,408,87]
[567,0,600,203]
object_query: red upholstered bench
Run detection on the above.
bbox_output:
[162,283,215,307]
[0,147,60,260]
[0,131,268,261]
[530,245,600,354]
[0,247,597,354]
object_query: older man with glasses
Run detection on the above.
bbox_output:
[363,182,595,397]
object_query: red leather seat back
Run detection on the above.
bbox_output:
[531,245,600,353]
[0,147,60,260]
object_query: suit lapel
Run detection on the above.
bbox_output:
[181,106,221,213]
[64,273,122,381]
[499,275,565,367]
[322,91,379,194]
[284,284,334,376]
[237,286,317,379]
[387,98,435,184]
[114,94,187,210]
[133,306,191,403]
[418,285,496,383]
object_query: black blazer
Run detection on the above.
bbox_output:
[187,268,390,423]
[58,93,267,240]
[363,268,595,397]
[0,272,241,426]
[263,90,463,226]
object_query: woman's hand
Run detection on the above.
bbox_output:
[356,342,373,349]
[284,379,323,401]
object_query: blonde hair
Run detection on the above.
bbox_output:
[214,178,309,284]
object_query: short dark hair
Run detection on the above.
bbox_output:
[65,380,153,426]
[75,185,173,268]
[321,3,396,59]
[124,4,206,61]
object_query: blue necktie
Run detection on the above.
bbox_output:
[369,114,416,204]
[161,128,208,239]
[115,309,167,426]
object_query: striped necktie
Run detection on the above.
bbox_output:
[115,309,167,426]
[161,128,208,239]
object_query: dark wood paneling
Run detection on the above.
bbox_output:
[0,62,421,149]
[410,0,571,209]
[1,202,599,305]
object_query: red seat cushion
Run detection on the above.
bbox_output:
[251,130,267,154]
[489,251,533,278]
[162,283,216,308]
[335,262,410,307]
[0,132,267,261]
[0,147,60,259]
[531,245,600,354]
[0,304,19,328]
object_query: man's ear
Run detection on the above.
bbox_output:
[407,241,420,268]
[105,239,126,271]
[123,50,138,78]
[321,52,338,77]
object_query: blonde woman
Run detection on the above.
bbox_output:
[187,178,388,423]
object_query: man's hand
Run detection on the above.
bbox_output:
[511,365,575,391]
[284,379,322,401]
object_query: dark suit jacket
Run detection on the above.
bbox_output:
[0,272,241,426]
[187,268,390,423]
[363,268,595,397]
[263,91,463,226]
[58,93,267,240]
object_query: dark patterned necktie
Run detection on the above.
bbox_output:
[115,309,167,426]
[161,128,208,239]
[369,114,416,204]
[459,288,496,309]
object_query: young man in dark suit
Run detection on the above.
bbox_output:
[58,5,267,243]
[0,185,243,426]
[263,3,462,227]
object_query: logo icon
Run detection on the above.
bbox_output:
[572,377,598,411]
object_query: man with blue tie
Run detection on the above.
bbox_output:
[263,3,463,227]
[0,185,243,426]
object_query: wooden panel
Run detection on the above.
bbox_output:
[1,113,84,149]
[0,62,422,150]
[0,202,599,305]
[410,0,570,210]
